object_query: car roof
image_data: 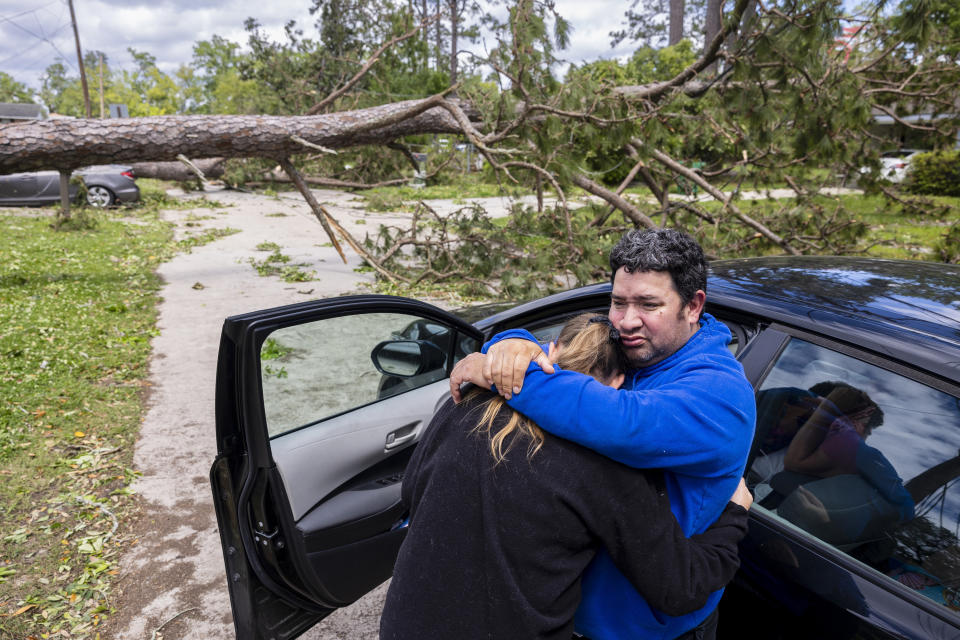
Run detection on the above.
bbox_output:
[477,257,960,384]
[709,256,960,383]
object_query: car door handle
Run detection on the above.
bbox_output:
[385,422,418,450]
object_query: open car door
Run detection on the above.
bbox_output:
[210,295,482,639]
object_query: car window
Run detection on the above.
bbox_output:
[747,337,960,610]
[260,312,479,438]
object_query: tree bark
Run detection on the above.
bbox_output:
[58,170,71,221]
[130,158,227,181]
[435,0,443,72]
[449,0,459,85]
[704,0,722,67]
[571,173,657,229]
[669,0,685,45]
[0,97,467,174]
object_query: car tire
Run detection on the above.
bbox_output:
[86,185,115,208]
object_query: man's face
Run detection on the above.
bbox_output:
[608,268,704,368]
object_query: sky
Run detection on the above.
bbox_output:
[0,0,639,94]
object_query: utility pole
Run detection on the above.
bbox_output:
[98,53,105,118]
[67,0,92,118]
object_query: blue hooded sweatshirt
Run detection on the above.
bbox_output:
[482,313,756,640]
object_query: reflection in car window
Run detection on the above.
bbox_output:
[261,312,478,438]
[748,338,960,610]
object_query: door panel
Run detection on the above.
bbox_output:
[273,379,451,521]
[212,295,482,638]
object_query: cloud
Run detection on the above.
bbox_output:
[1,0,631,96]
[1,0,313,91]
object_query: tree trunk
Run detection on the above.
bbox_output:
[130,158,227,181]
[704,0,722,62]
[0,98,467,174]
[669,0,685,45]
[435,0,443,72]
[58,170,71,221]
[449,0,459,85]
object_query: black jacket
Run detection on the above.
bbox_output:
[380,395,748,640]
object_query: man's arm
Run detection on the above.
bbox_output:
[508,364,753,474]
[597,476,751,617]
[452,328,754,474]
[449,333,553,402]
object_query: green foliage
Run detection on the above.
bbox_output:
[905,151,960,197]
[248,250,316,282]
[39,50,186,117]
[177,227,241,252]
[893,0,960,60]
[261,338,292,361]
[625,40,697,82]
[367,201,618,300]
[0,71,35,103]
[935,222,960,264]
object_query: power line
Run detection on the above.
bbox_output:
[0,22,71,67]
[0,0,61,24]
[0,1,77,73]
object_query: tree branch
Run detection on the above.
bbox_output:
[572,173,657,229]
[635,140,800,254]
[612,0,752,103]
[278,157,347,263]
[305,18,436,115]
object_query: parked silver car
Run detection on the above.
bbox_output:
[0,165,140,207]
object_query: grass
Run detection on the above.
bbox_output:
[0,202,175,638]
[0,179,245,638]
[177,227,240,252]
[248,249,316,283]
[700,193,960,260]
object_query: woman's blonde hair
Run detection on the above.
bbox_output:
[468,314,625,464]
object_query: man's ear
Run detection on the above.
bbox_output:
[686,290,706,323]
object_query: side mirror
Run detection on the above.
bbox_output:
[371,340,446,377]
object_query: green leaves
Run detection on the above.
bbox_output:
[905,151,960,197]
[248,248,317,282]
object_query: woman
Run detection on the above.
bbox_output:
[380,314,751,640]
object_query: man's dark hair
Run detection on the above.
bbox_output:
[609,228,707,304]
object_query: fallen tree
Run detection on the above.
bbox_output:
[0,97,467,174]
[130,158,227,182]
[2,0,956,293]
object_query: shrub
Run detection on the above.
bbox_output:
[904,150,960,196]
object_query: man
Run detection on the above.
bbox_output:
[450,228,756,640]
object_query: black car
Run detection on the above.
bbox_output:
[0,165,140,207]
[210,256,960,639]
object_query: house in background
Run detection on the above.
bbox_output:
[870,107,960,151]
[0,102,45,124]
